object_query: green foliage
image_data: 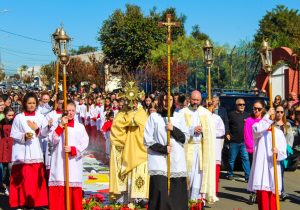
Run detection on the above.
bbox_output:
[0,64,5,81]
[191,24,209,41]
[254,5,300,52]
[0,70,5,81]
[98,4,185,74]
[40,63,55,87]
[70,45,98,55]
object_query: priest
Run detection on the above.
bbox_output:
[109,82,149,204]
[181,90,217,203]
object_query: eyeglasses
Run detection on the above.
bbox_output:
[253,107,263,111]
[276,111,284,114]
[237,104,245,106]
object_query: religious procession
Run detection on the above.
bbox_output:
[1,1,300,210]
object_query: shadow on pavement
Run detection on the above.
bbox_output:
[218,191,249,204]
[222,186,250,195]
[288,193,300,205]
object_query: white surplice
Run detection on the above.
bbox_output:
[212,114,225,164]
[10,112,48,165]
[144,110,189,177]
[247,114,287,194]
[48,121,89,187]
[43,110,62,170]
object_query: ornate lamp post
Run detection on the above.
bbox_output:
[260,40,280,210]
[203,40,214,110]
[53,26,71,210]
[52,28,61,105]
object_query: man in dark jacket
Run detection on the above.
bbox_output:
[226,98,250,181]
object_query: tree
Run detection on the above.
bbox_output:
[40,63,56,88]
[12,74,20,80]
[191,24,209,41]
[146,58,191,91]
[70,45,98,55]
[18,65,28,79]
[0,71,5,81]
[149,36,205,91]
[22,75,33,84]
[0,64,5,81]
[98,4,185,75]
[67,57,104,87]
[254,5,300,52]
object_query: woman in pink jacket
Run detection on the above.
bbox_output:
[244,100,265,205]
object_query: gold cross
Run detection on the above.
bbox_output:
[158,14,180,44]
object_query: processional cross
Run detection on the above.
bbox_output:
[158,14,180,194]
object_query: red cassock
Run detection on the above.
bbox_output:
[0,123,13,163]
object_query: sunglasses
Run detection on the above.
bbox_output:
[253,107,263,111]
[276,111,284,114]
[237,104,245,106]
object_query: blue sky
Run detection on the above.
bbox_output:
[0,0,299,75]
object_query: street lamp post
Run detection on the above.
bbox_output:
[52,28,61,97]
[52,26,71,210]
[203,40,214,111]
[259,40,280,210]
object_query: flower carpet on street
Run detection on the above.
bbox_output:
[81,149,203,209]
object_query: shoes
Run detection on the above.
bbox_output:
[280,192,288,201]
[248,193,256,205]
[227,176,234,180]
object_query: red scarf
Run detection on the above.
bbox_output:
[24,111,36,116]
[67,119,75,127]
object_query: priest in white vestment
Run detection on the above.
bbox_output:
[181,90,217,203]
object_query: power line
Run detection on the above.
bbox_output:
[0,27,80,47]
[2,50,52,62]
[0,46,52,57]
[0,28,51,44]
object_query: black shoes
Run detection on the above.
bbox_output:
[248,193,256,205]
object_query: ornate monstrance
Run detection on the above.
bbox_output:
[120,81,144,109]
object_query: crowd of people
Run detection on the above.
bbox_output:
[0,84,299,210]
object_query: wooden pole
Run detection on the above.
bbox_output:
[167,24,171,195]
[207,66,213,112]
[268,74,280,210]
[63,63,70,210]
[158,14,180,195]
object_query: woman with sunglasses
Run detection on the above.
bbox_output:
[244,100,266,204]
[274,105,294,201]
[247,107,287,210]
